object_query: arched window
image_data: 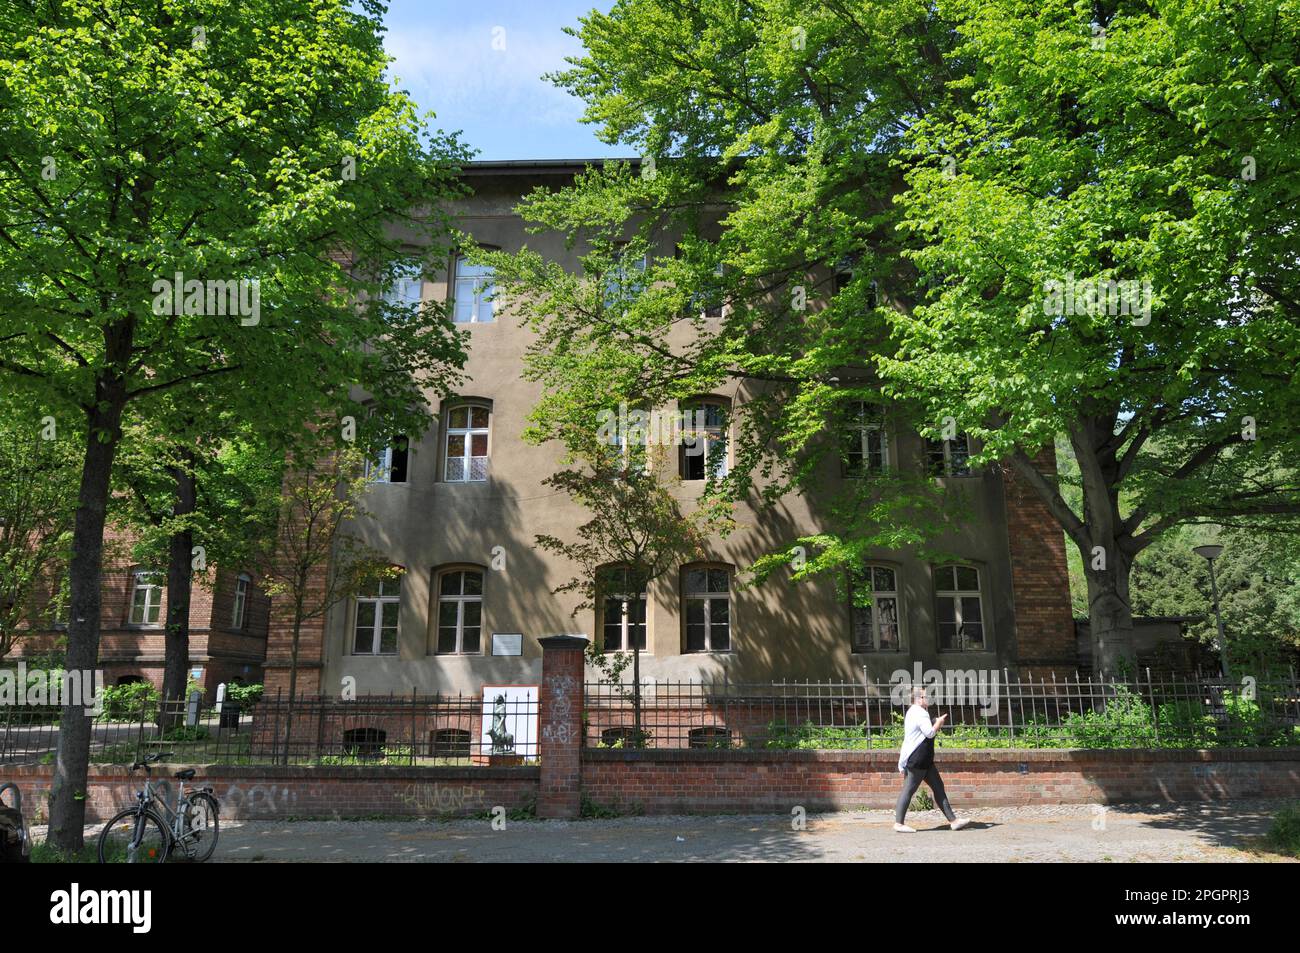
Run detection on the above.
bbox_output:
[129,569,163,625]
[453,257,495,323]
[342,727,386,759]
[683,565,731,652]
[436,568,484,654]
[444,404,490,482]
[935,565,985,651]
[599,566,647,653]
[689,726,731,749]
[430,728,471,759]
[851,565,901,652]
[353,576,400,655]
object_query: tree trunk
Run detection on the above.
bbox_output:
[47,399,124,853]
[1081,536,1136,677]
[283,608,303,765]
[160,463,197,731]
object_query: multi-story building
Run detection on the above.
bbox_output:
[261,159,1077,699]
[14,527,270,701]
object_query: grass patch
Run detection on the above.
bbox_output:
[1266,802,1300,858]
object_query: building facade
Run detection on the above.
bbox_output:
[263,160,1077,698]
[15,527,270,702]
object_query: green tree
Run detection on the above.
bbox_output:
[255,447,400,763]
[0,0,467,851]
[0,412,78,659]
[535,434,734,738]
[491,0,1300,678]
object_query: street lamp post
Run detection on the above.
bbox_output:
[1193,544,1231,678]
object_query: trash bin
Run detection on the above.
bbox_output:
[218,701,241,731]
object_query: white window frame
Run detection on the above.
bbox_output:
[604,243,647,309]
[435,569,484,655]
[353,577,401,656]
[680,401,729,482]
[851,564,901,652]
[935,565,986,651]
[453,257,495,323]
[443,404,490,482]
[683,566,731,653]
[129,570,163,626]
[601,568,648,653]
[844,402,888,476]
[365,436,409,484]
[231,573,251,630]
[383,259,424,309]
[926,433,973,476]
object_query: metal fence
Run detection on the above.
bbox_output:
[1,690,540,767]
[583,670,1300,751]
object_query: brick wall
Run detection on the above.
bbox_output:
[580,747,1300,815]
[12,524,269,700]
[1001,448,1078,677]
[9,763,537,822]
[9,748,1294,825]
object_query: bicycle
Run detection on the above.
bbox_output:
[97,752,221,863]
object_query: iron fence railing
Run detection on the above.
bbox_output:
[1,690,540,766]
[583,670,1300,751]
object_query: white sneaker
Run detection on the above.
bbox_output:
[893,823,916,833]
[950,818,970,831]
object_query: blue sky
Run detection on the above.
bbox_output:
[381,0,634,161]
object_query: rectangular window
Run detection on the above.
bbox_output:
[383,259,424,309]
[436,569,483,654]
[453,258,495,323]
[367,436,409,483]
[129,571,163,625]
[604,243,647,309]
[842,402,888,476]
[231,574,251,630]
[684,567,730,652]
[679,402,728,482]
[353,576,400,655]
[926,434,972,476]
[444,406,489,482]
[851,565,900,652]
[935,565,985,651]
[601,568,648,652]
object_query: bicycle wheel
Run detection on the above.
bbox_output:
[179,792,220,863]
[98,808,170,863]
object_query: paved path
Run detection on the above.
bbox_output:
[194,800,1292,863]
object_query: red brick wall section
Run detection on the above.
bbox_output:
[1001,447,1078,677]
[9,764,537,822]
[537,635,587,818]
[579,748,1300,815]
[7,749,1294,823]
[13,523,269,701]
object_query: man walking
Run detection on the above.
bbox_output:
[895,685,969,832]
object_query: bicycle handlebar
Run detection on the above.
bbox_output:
[130,751,175,771]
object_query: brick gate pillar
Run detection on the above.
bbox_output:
[537,635,587,819]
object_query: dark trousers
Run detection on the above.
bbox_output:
[895,765,957,824]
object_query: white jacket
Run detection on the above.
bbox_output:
[898,704,937,773]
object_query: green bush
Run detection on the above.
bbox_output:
[99,681,160,719]
[225,682,264,708]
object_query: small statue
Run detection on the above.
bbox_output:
[488,693,515,754]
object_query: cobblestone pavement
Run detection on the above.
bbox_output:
[171,800,1296,862]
